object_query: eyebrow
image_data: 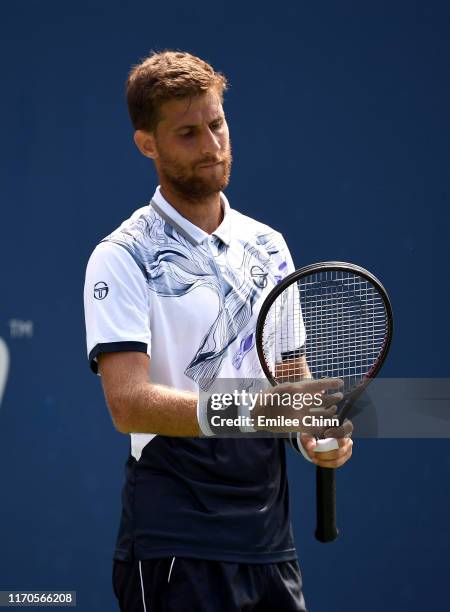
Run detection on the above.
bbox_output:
[174,124,197,131]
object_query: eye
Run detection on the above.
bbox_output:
[179,131,194,138]
[210,120,223,131]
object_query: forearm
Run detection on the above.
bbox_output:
[108,381,200,436]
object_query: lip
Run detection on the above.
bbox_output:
[198,161,222,168]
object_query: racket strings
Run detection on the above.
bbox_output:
[262,270,389,392]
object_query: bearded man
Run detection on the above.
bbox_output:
[84,50,352,612]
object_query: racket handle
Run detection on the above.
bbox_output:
[315,467,339,543]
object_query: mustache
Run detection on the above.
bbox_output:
[196,157,222,166]
[196,153,231,168]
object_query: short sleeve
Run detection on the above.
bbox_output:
[83,241,151,375]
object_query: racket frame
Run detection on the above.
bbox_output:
[255,261,393,542]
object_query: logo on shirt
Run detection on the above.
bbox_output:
[94,281,109,300]
[250,265,268,289]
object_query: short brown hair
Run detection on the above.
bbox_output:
[126,50,228,132]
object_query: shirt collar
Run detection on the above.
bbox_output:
[150,186,232,247]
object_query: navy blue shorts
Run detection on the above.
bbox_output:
[113,557,307,611]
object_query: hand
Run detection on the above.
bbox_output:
[300,419,353,468]
[253,378,344,433]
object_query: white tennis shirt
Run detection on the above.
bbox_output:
[84,186,304,459]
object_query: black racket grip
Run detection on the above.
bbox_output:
[315,466,339,543]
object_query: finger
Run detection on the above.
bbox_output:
[299,406,340,436]
[314,440,353,460]
[305,404,338,420]
[301,435,317,452]
[300,433,317,453]
[288,378,344,392]
[313,442,352,460]
[314,378,345,391]
[314,452,353,468]
[324,418,353,439]
[300,434,315,442]
[320,392,344,409]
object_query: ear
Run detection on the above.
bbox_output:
[134,130,158,160]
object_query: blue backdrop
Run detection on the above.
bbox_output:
[0,1,449,610]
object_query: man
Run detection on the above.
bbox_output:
[84,50,353,611]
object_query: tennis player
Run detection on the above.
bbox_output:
[84,51,353,612]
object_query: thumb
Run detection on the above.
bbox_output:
[301,434,317,452]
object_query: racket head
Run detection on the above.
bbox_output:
[256,261,393,398]
[256,261,393,544]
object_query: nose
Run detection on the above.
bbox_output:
[200,126,221,157]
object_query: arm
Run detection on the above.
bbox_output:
[84,243,200,436]
[98,351,200,436]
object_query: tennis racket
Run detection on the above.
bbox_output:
[256,261,393,542]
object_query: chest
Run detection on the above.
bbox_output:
[144,236,287,387]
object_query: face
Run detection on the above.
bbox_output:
[139,89,232,202]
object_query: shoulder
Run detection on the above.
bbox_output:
[102,204,153,252]
[86,205,158,281]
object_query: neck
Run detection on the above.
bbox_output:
[159,184,223,234]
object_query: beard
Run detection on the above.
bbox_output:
[155,142,233,202]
